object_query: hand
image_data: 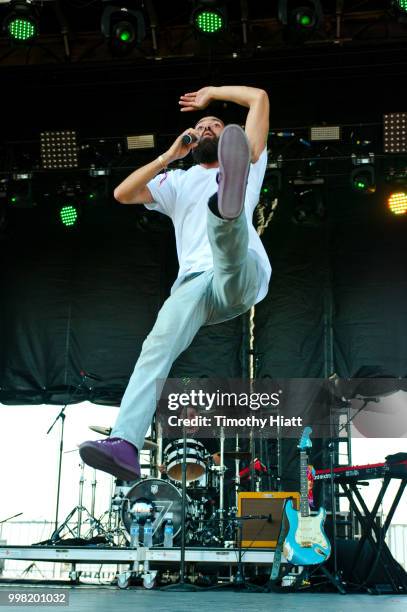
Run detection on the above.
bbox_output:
[179,86,214,112]
[164,128,200,164]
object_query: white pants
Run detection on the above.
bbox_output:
[111,208,260,451]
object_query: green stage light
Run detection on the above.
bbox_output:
[101,3,145,56]
[297,12,313,28]
[396,1,407,12]
[355,180,366,190]
[3,1,39,42]
[60,205,78,227]
[350,163,376,195]
[194,9,224,34]
[278,1,323,37]
[119,28,131,42]
[8,17,36,40]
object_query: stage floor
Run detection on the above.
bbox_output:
[0,584,405,612]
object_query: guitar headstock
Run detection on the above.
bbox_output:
[298,426,313,451]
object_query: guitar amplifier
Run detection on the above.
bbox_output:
[237,491,300,548]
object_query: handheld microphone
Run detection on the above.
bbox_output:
[182,133,198,146]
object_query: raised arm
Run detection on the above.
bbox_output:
[113,129,200,204]
[179,85,269,163]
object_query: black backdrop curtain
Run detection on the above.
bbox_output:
[0,202,245,405]
[1,186,406,404]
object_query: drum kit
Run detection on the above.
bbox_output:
[83,425,275,548]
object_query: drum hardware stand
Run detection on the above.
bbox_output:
[90,469,97,518]
[107,483,132,546]
[49,461,109,545]
[217,426,227,537]
[154,418,163,479]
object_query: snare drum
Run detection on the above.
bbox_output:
[164,439,206,482]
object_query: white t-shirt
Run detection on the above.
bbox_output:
[145,148,271,304]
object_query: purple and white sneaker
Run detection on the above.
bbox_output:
[217,124,250,220]
[79,437,140,481]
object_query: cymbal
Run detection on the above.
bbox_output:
[88,425,158,451]
[89,425,111,436]
[223,451,252,460]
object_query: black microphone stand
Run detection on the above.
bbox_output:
[207,513,268,592]
[47,377,87,543]
[47,403,68,539]
[161,407,199,591]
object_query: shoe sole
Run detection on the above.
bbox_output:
[217,124,250,220]
[79,443,140,481]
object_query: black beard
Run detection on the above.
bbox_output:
[192,135,219,164]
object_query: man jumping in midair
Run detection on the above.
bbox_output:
[79,85,271,480]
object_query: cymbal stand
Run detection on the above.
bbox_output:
[212,426,227,538]
[90,469,97,519]
[155,420,163,479]
[50,462,108,544]
[219,426,225,532]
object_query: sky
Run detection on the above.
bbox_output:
[0,402,406,540]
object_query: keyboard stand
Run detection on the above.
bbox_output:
[339,473,407,593]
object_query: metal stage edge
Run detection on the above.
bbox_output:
[0,545,279,565]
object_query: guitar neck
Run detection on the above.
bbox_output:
[300,450,310,517]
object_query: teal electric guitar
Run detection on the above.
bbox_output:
[283,427,331,566]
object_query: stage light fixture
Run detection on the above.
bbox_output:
[292,179,325,227]
[60,205,78,227]
[101,1,146,55]
[40,130,78,170]
[127,134,156,150]
[395,1,407,13]
[350,154,376,195]
[383,112,407,153]
[7,173,34,208]
[3,0,39,42]
[262,165,283,198]
[278,1,323,34]
[192,2,226,35]
[310,126,341,142]
[387,191,407,215]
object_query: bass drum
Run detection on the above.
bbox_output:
[121,478,193,546]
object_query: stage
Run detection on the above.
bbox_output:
[0,584,405,612]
